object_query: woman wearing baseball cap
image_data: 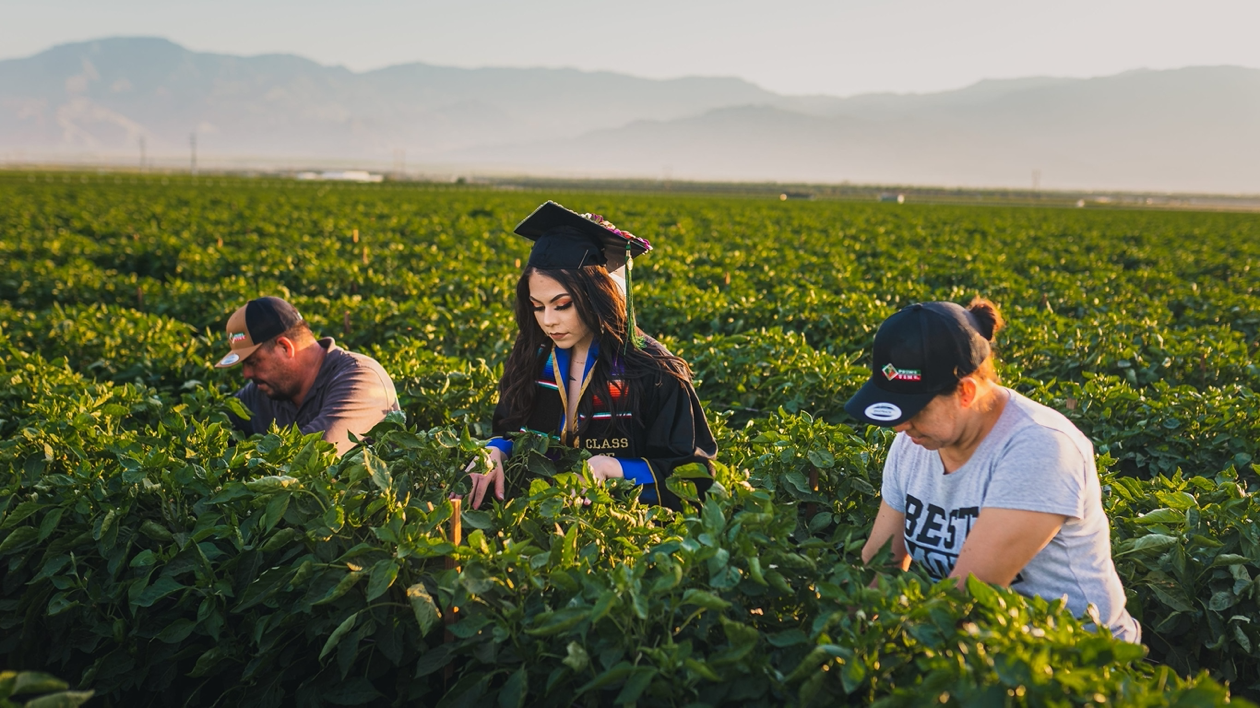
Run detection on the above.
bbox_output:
[847,298,1140,643]
[461,201,716,511]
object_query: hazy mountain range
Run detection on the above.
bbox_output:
[3,37,1259,192]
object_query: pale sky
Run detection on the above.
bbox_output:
[2,0,1259,96]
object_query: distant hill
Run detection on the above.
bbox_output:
[3,38,1259,192]
[448,67,1260,192]
[0,37,775,157]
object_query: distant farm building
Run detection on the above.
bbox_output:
[878,193,905,204]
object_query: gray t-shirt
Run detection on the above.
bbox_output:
[233,338,400,455]
[881,388,1139,643]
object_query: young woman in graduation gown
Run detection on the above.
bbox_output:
[464,201,716,511]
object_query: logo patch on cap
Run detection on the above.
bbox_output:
[864,402,903,422]
[882,363,922,382]
[218,352,240,366]
[229,332,247,344]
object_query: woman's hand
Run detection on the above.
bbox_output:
[576,456,624,505]
[586,455,624,483]
[461,446,506,510]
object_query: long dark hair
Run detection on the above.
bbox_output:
[498,265,691,434]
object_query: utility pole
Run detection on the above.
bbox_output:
[1032,168,1041,194]
[138,136,146,171]
[189,133,197,176]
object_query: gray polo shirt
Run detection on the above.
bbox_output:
[231,338,399,455]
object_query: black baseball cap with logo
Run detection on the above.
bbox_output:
[844,302,991,426]
[214,296,305,368]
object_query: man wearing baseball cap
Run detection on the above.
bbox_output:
[215,296,399,455]
[848,298,1140,644]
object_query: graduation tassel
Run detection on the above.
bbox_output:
[625,241,646,352]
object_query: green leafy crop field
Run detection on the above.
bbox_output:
[0,172,1258,706]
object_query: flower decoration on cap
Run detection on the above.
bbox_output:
[581,212,652,251]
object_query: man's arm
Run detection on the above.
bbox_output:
[949,507,1066,587]
[301,361,399,455]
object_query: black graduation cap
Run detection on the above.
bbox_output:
[514,201,652,270]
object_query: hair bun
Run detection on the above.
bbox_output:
[967,297,1005,341]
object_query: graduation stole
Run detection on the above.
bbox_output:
[552,345,597,447]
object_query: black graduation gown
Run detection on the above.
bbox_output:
[491,338,716,510]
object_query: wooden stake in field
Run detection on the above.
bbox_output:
[444,498,462,682]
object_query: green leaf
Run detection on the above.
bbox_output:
[767,629,808,647]
[263,493,290,533]
[261,527,304,552]
[46,593,79,617]
[461,510,494,530]
[684,658,721,682]
[225,396,253,421]
[701,499,726,536]
[37,508,64,543]
[312,571,364,606]
[614,667,657,705]
[1134,508,1184,525]
[1122,534,1178,555]
[413,644,454,678]
[244,475,299,493]
[406,583,441,634]
[365,559,399,602]
[807,512,833,533]
[22,690,96,708]
[498,668,527,708]
[1,526,39,555]
[576,663,635,695]
[10,672,68,695]
[671,463,712,479]
[364,449,392,492]
[525,607,588,636]
[189,647,225,677]
[206,484,252,504]
[1155,491,1198,510]
[320,612,360,661]
[155,618,197,643]
[965,575,1001,607]
[666,477,699,502]
[129,549,157,568]
[562,641,590,672]
[1234,623,1252,653]
[139,520,174,542]
[322,677,383,706]
[136,576,186,607]
[681,589,731,611]
[1208,591,1237,612]
[806,449,835,469]
[1212,554,1250,567]
[450,613,493,639]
